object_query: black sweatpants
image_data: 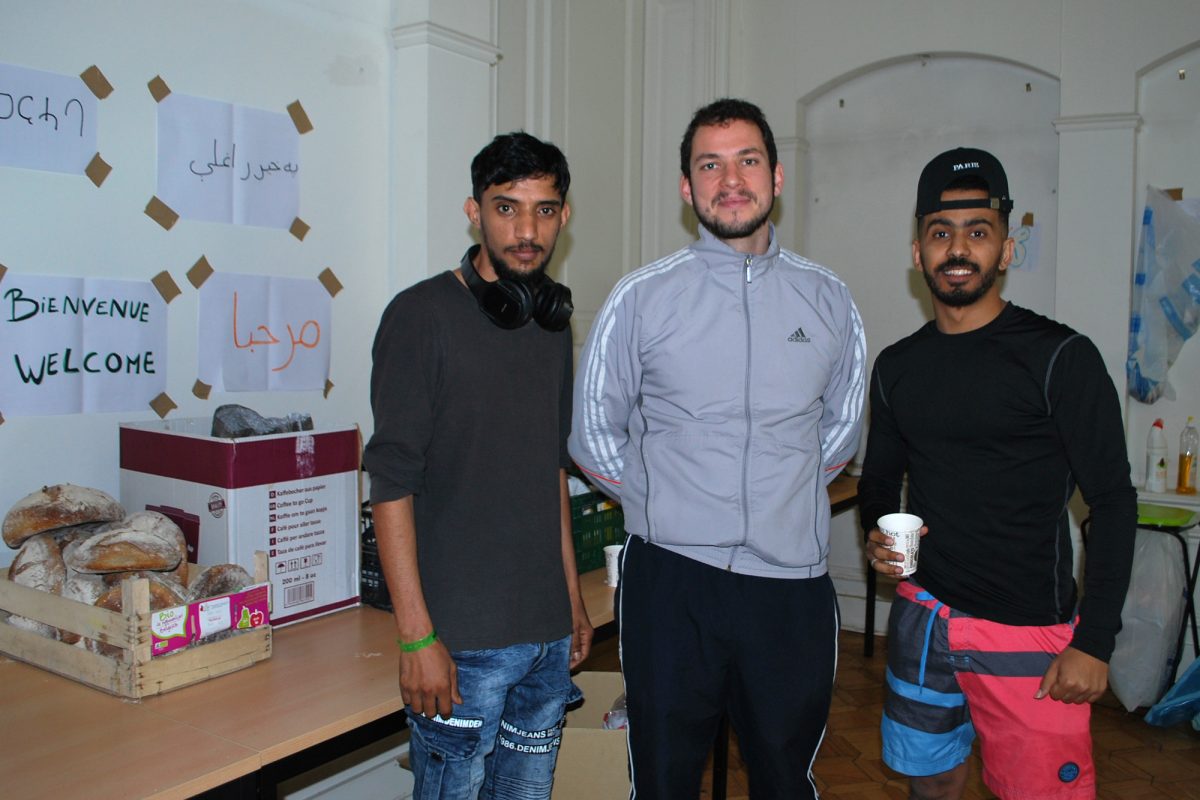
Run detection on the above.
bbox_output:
[617,535,838,799]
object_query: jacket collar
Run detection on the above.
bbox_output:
[691,222,780,275]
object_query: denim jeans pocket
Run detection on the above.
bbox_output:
[407,711,487,800]
[407,710,484,761]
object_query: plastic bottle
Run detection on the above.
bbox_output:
[1146,418,1168,493]
[1178,416,1198,495]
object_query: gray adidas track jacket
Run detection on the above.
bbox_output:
[569,225,866,578]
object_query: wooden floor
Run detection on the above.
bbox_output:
[578,630,1200,798]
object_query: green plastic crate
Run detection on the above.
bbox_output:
[570,491,626,572]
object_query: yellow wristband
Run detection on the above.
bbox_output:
[398,631,437,652]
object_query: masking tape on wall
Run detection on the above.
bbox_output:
[79,65,114,100]
[290,218,310,241]
[145,196,179,230]
[150,392,177,418]
[151,271,182,303]
[148,75,171,103]
[86,154,112,188]
[287,100,313,134]
[187,256,214,289]
[318,268,343,298]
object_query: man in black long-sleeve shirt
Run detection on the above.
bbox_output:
[859,148,1135,800]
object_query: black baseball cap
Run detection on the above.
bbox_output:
[915,147,1013,219]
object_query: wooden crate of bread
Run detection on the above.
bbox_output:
[0,552,272,699]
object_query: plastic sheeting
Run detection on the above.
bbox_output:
[1127,187,1200,404]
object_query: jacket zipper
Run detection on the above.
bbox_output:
[730,254,754,570]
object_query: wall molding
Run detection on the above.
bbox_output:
[1053,113,1142,134]
[391,21,501,65]
[775,135,809,155]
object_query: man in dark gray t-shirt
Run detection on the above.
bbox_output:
[364,132,591,799]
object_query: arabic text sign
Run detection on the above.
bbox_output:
[0,62,98,175]
[0,274,167,416]
[198,272,330,392]
[157,93,300,229]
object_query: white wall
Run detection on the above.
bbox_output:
[0,1,395,566]
[0,0,643,569]
[1128,44,1200,489]
[623,0,1200,646]
[800,54,1064,620]
[4,0,1199,663]
[493,0,646,358]
[801,55,1062,398]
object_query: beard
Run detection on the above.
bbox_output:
[694,191,774,241]
[481,236,556,285]
[922,254,1003,308]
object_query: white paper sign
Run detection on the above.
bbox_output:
[0,274,168,416]
[1009,223,1040,273]
[197,272,330,392]
[0,62,98,175]
[197,596,232,638]
[156,92,300,229]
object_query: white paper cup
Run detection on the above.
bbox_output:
[603,545,623,587]
[877,513,923,577]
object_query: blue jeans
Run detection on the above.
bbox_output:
[406,635,578,800]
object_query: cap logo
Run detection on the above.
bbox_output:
[952,162,980,171]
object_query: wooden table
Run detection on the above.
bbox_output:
[0,608,409,799]
[0,658,260,800]
[1,478,857,800]
[1,592,621,799]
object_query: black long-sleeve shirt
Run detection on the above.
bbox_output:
[858,303,1136,661]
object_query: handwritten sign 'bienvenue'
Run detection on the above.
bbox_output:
[0,62,98,175]
[0,274,167,416]
[197,272,330,392]
[157,93,299,229]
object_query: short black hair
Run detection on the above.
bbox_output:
[471,132,571,201]
[680,98,778,177]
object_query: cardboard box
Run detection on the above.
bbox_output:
[0,556,272,698]
[552,671,631,800]
[120,418,361,625]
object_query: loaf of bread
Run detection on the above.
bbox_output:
[64,511,185,574]
[9,533,66,593]
[86,574,186,657]
[6,533,67,640]
[61,569,107,644]
[188,563,254,601]
[165,523,190,586]
[3,484,124,548]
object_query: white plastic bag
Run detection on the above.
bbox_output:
[1126,186,1200,404]
[1107,529,1187,711]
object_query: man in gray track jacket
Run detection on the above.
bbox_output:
[569,98,865,799]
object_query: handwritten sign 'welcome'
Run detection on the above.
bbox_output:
[197,272,330,392]
[1,274,167,416]
[0,62,98,175]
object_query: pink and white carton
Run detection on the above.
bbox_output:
[120,418,361,626]
[151,582,271,656]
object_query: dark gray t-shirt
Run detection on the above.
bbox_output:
[364,256,573,650]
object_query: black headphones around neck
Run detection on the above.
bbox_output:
[460,246,573,332]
